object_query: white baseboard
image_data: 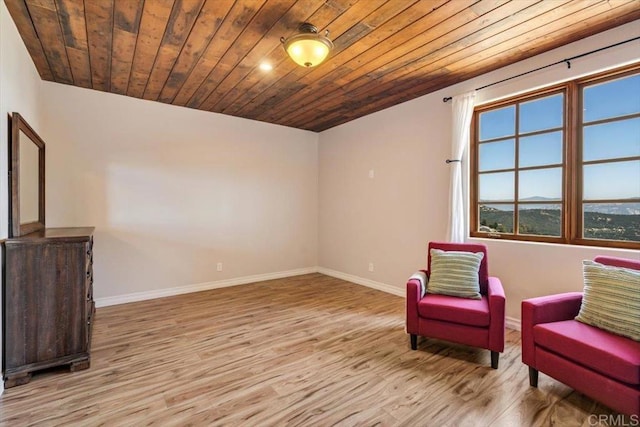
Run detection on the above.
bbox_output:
[317,267,405,297]
[317,267,522,331]
[95,267,317,308]
[506,316,521,331]
[93,266,524,332]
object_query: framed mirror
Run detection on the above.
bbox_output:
[9,112,45,237]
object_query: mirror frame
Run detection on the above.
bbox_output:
[9,112,45,237]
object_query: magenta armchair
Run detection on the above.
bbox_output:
[406,242,505,368]
[522,256,640,416]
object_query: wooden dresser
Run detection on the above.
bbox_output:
[2,227,95,387]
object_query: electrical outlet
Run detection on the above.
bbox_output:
[217,262,223,272]
[368,262,374,272]
[368,169,375,179]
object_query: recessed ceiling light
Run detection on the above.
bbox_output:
[259,62,273,71]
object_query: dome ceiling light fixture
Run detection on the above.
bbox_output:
[280,22,333,68]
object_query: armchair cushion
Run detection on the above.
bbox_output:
[418,294,490,327]
[534,320,640,385]
[576,260,640,341]
[427,249,484,299]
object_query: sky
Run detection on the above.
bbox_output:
[478,73,640,205]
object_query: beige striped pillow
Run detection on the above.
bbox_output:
[575,260,640,341]
[427,249,484,300]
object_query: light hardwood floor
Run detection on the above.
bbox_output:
[0,273,621,426]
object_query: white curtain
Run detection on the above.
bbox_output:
[446,91,476,243]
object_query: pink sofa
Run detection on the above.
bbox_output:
[406,242,505,368]
[522,256,640,416]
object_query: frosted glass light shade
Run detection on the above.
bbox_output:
[281,23,333,68]
[285,38,331,67]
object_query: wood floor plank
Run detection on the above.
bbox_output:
[0,273,622,426]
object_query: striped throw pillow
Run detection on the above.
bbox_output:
[575,260,640,341]
[427,249,484,299]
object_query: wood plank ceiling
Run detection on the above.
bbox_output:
[5,0,640,132]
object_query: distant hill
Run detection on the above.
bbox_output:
[479,204,639,241]
[516,199,640,216]
[584,203,640,216]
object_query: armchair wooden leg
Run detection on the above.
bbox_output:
[410,334,417,350]
[491,351,499,369]
[529,367,539,387]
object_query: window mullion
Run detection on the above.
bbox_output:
[514,103,520,236]
[567,82,578,244]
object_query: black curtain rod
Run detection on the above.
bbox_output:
[443,35,640,103]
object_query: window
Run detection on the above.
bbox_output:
[471,63,640,249]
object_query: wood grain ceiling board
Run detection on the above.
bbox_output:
[171,0,267,106]
[324,0,640,130]
[286,0,576,129]
[233,0,428,119]
[223,0,401,117]
[26,0,74,84]
[208,0,369,114]
[5,0,640,132]
[4,0,53,80]
[111,0,145,95]
[55,0,91,88]
[157,0,234,103]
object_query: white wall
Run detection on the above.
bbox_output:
[41,83,318,301]
[0,2,43,238]
[319,95,448,287]
[0,1,44,393]
[318,21,640,322]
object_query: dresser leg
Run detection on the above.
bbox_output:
[4,372,32,388]
[70,358,90,372]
